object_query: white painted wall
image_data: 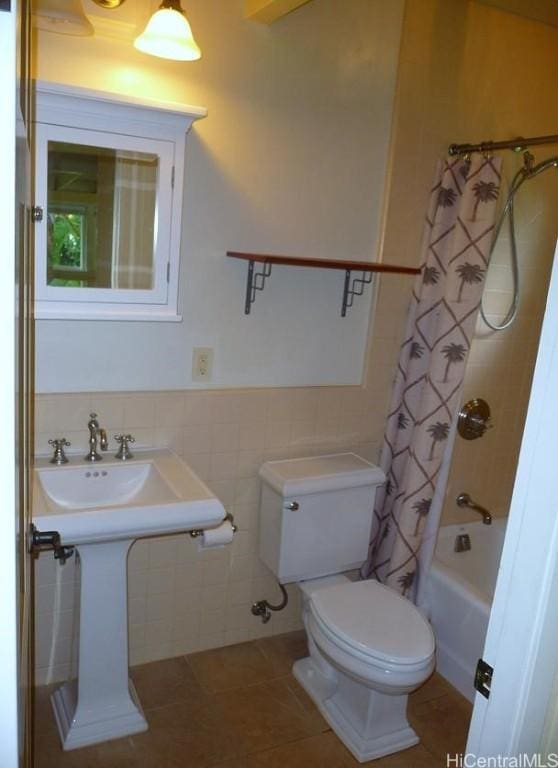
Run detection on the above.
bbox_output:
[33,0,405,392]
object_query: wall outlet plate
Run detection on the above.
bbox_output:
[192,347,213,382]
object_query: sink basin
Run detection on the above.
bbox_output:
[38,462,178,509]
[32,448,227,750]
[33,449,225,545]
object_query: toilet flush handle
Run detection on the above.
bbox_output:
[285,501,299,511]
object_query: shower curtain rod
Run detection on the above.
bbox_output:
[448,133,558,156]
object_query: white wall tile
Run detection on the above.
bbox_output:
[34,381,389,679]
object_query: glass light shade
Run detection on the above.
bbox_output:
[134,7,201,61]
[33,0,93,36]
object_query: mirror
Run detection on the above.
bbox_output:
[47,141,158,290]
[35,82,206,321]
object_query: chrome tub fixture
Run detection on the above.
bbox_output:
[456,493,492,525]
[457,398,492,441]
[454,533,472,553]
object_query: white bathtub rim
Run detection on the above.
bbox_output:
[430,559,491,613]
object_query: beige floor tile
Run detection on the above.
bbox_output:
[131,654,202,711]
[370,743,443,767]
[409,671,455,706]
[266,733,436,768]
[34,685,56,737]
[252,630,308,678]
[37,698,242,768]
[34,632,472,768]
[188,640,273,693]
[212,732,436,768]
[139,699,243,767]
[213,675,329,755]
[409,690,472,760]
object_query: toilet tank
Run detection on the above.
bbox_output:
[258,453,385,584]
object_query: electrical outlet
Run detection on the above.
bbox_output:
[192,347,213,382]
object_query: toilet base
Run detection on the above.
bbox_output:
[293,657,419,762]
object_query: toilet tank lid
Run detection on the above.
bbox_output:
[259,453,385,497]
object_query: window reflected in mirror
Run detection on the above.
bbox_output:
[47,142,158,290]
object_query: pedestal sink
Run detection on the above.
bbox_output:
[33,449,226,751]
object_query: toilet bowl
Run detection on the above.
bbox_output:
[257,453,436,762]
[293,575,435,761]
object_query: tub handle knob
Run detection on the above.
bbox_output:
[458,398,492,440]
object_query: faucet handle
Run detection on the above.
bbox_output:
[114,434,135,461]
[48,438,71,465]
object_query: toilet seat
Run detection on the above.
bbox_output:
[309,580,435,668]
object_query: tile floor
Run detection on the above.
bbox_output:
[34,631,472,768]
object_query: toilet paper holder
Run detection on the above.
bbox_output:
[189,511,238,539]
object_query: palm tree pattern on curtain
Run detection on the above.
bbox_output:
[361,155,501,600]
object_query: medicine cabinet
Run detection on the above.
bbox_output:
[33,82,207,321]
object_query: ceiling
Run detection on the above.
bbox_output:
[476,0,558,28]
[244,0,312,24]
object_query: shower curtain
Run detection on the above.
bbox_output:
[361,154,502,604]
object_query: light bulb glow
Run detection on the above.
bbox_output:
[134,7,201,61]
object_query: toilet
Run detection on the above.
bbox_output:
[258,453,435,762]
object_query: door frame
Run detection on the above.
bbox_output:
[467,239,558,757]
[0,0,20,765]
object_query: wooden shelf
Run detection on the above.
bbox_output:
[226,251,420,316]
[227,252,420,276]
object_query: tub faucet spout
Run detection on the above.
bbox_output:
[456,493,492,525]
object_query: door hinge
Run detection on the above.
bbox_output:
[31,205,43,222]
[166,262,170,283]
[171,166,175,188]
[474,658,493,699]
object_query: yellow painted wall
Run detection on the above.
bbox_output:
[378,0,558,525]
[33,0,406,392]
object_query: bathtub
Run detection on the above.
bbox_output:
[428,518,507,702]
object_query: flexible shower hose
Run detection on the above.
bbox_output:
[480,167,524,331]
[481,154,558,331]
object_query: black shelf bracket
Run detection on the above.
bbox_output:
[341,270,374,317]
[245,260,273,314]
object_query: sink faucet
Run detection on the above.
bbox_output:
[84,412,108,462]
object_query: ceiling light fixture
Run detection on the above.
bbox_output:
[133,0,201,61]
[93,0,126,7]
[34,0,201,62]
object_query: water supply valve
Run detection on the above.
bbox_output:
[30,524,74,565]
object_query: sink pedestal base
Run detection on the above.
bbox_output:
[52,678,147,751]
[51,539,148,750]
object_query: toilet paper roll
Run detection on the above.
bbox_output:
[197,519,235,550]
